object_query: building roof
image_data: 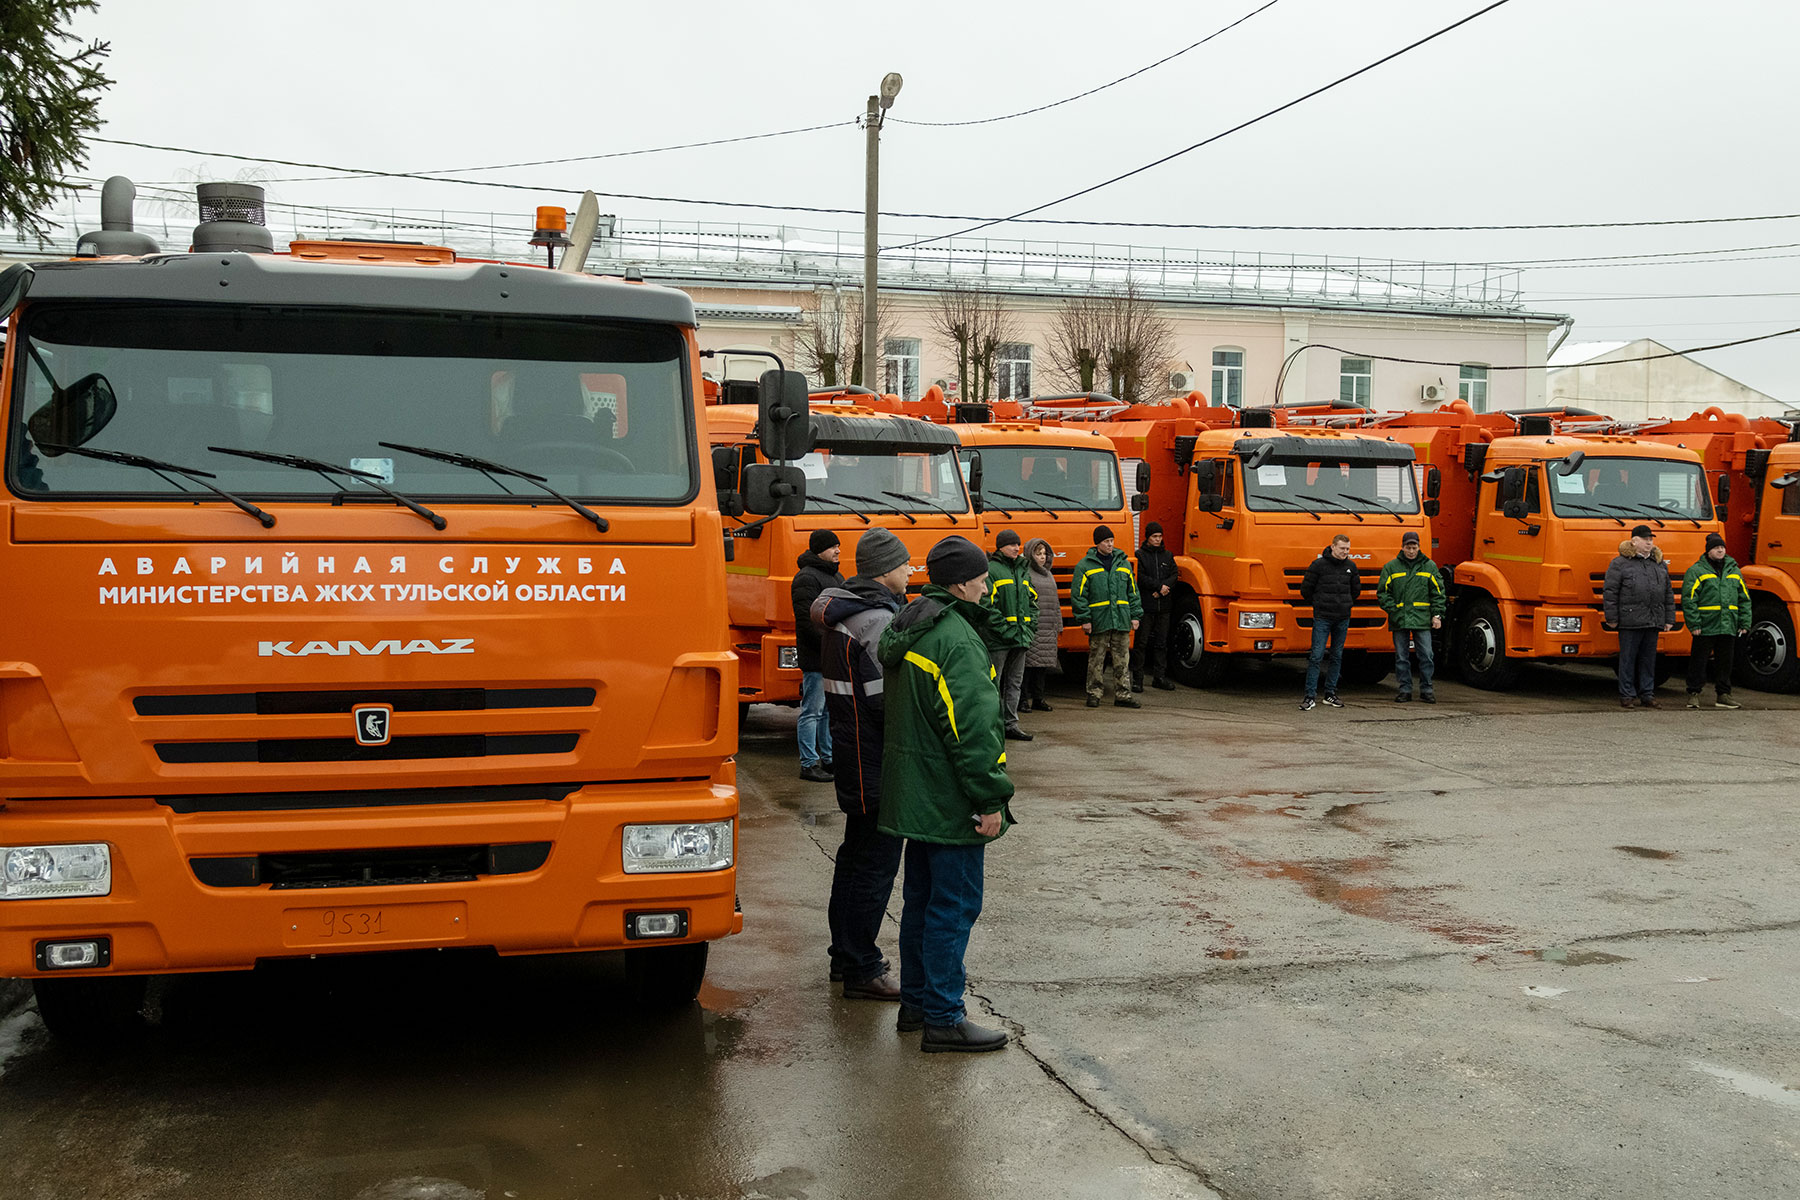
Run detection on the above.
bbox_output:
[1547,339,1641,368]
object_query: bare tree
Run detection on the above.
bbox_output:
[795,289,893,389]
[929,288,1016,405]
[1044,284,1179,404]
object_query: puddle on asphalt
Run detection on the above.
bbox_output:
[1533,947,1632,966]
[1692,1062,1800,1112]
[1219,850,1515,945]
[1615,845,1678,860]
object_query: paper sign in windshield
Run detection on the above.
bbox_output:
[1256,465,1288,486]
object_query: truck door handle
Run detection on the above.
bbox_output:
[1771,540,1783,548]
[1482,537,1495,545]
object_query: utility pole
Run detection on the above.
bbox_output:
[863,72,903,392]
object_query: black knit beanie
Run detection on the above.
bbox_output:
[926,535,988,586]
[809,529,840,555]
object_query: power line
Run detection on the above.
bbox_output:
[889,1,1282,127]
[886,0,1520,251]
[85,136,1800,234]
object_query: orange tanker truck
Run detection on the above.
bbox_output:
[704,397,974,712]
[0,180,804,1039]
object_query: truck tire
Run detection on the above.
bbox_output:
[1455,596,1522,691]
[624,941,708,1008]
[1739,598,1800,692]
[1338,650,1395,688]
[32,975,148,1043]
[1168,596,1225,687]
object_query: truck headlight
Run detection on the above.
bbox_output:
[623,822,734,874]
[2,843,112,900]
[1237,611,1277,630]
[777,646,800,671]
[1546,616,1583,634]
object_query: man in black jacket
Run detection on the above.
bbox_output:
[791,529,843,781]
[1132,522,1178,690]
[1604,524,1676,709]
[1298,534,1361,711]
[810,527,912,1000]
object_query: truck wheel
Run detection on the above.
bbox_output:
[1338,651,1394,687]
[32,975,148,1043]
[1455,597,1521,691]
[624,941,708,1008]
[1739,599,1800,692]
[1169,598,1225,687]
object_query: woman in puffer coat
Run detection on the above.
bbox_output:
[1021,538,1062,711]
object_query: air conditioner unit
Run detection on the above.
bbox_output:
[1421,383,1448,403]
[1169,370,1197,392]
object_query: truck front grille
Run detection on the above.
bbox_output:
[154,733,579,764]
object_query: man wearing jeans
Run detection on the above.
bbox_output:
[878,535,1014,1053]
[1378,531,1446,703]
[1299,534,1361,711]
[791,530,843,782]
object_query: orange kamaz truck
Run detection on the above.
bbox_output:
[1049,396,1432,686]
[704,397,974,711]
[0,180,784,1039]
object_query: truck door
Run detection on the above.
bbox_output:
[1476,465,1544,602]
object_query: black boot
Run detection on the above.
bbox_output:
[921,1019,1008,1053]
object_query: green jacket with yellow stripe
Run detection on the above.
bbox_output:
[1682,553,1752,637]
[985,550,1038,650]
[876,585,1015,845]
[1377,552,1447,631]
[1071,547,1144,633]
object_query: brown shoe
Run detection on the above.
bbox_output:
[843,971,902,1002]
[1620,697,1637,709]
[1640,696,1661,710]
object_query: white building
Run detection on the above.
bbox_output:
[1543,339,1791,422]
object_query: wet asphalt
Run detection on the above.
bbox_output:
[3,659,1799,1200]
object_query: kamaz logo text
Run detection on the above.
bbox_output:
[258,638,475,658]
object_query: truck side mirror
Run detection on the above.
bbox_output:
[1774,472,1800,490]
[1246,444,1274,471]
[1498,466,1526,504]
[28,373,119,456]
[1716,473,1731,505]
[741,463,806,516]
[1196,493,1224,514]
[1135,461,1151,493]
[1423,499,1440,517]
[756,368,812,462]
[1551,450,1585,477]
[1191,459,1218,490]
[1502,498,1528,520]
[1425,466,1441,499]
[967,450,985,515]
[1131,493,1150,512]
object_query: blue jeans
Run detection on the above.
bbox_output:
[797,670,833,767]
[1393,628,1435,695]
[1304,618,1350,699]
[899,840,986,1027]
[828,812,903,983]
[1617,627,1659,700]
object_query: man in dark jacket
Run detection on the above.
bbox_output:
[878,534,1014,1054]
[810,527,912,1000]
[1604,524,1676,709]
[1132,521,1178,691]
[985,529,1036,741]
[1299,534,1362,711]
[791,530,843,781]
[1072,525,1145,709]
[1377,531,1446,704]
[1681,531,1751,709]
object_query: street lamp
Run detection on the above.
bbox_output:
[863,71,903,391]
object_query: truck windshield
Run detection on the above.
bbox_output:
[7,304,695,503]
[1547,455,1713,522]
[801,447,968,516]
[957,446,1122,511]
[1243,458,1419,515]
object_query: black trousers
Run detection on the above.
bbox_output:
[1132,610,1172,681]
[1686,633,1737,695]
[827,810,903,984]
[1023,665,1049,704]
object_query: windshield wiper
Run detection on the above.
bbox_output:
[1299,493,1363,523]
[1032,490,1103,520]
[40,444,274,527]
[881,490,962,523]
[379,442,607,532]
[1254,494,1322,521]
[837,491,912,524]
[989,489,1050,519]
[1558,502,1625,525]
[209,447,446,530]
[1337,492,1404,524]
[804,495,872,525]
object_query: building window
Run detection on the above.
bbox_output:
[997,343,1033,400]
[1459,363,1490,413]
[1211,348,1245,408]
[1339,357,1372,407]
[883,337,921,401]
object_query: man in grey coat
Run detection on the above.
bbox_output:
[1603,524,1676,709]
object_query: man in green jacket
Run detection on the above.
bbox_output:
[1072,525,1145,709]
[1682,532,1752,709]
[878,534,1015,1054]
[985,529,1037,742]
[1377,531,1447,703]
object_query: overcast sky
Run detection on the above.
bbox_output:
[67,0,1800,399]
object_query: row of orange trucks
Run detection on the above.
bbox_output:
[7,178,1798,1043]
